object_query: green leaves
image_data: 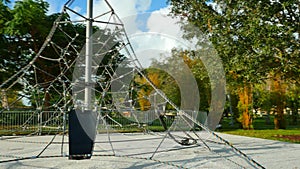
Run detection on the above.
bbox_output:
[0,1,52,86]
[0,1,11,33]
[170,0,299,128]
[5,0,49,36]
[170,0,299,86]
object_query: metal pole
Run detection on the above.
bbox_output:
[85,0,93,110]
[69,0,95,160]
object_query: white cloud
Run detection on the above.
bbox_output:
[146,7,183,41]
[129,33,182,67]
[89,0,151,34]
[135,0,151,12]
[94,0,137,18]
[93,0,151,22]
[66,1,191,68]
[127,7,195,67]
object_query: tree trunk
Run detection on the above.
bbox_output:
[273,74,286,129]
[230,93,240,124]
[238,85,253,129]
[265,111,271,124]
[291,106,298,125]
[291,92,299,125]
[1,89,9,110]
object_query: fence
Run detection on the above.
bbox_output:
[0,110,207,135]
[99,112,176,132]
[0,111,65,135]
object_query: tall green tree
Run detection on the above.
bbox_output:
[0,0,127,112]
[169,0,299,129]
[0,0,13,84]
[1,0,60,110]
[1,0,50,86]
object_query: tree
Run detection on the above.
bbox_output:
[0,0,126,113]
[1,0,66,111]
[253,84,274,124]
[169,0,299,129]
[150,49,211,112]
[1,0,49,81]
[0,1,13,84]
[286,84,300,125]
[133,69,163,110]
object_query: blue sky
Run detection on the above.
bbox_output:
[9,0,187,68]
[8,0,169,19]
[44,0,169,15]
[9,0,171,33]
[43,0,169,32]
[43,0,177,67]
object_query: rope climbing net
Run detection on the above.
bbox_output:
[0,0,265,168]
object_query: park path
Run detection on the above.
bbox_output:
[219,133,300,169]
[0,133,300,169]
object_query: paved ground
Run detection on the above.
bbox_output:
[0,132,300,169]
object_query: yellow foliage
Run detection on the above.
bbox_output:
[135,71,162,111]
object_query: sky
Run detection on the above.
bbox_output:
[9,0,194,67]
[44,0,189,67]
[45,0,170,31]
[46,0,169,15]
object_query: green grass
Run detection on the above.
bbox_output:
[0,130,63,136]
[219,116,300,143]
[222,129,300,143]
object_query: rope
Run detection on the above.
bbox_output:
[182,112,265,169]
[0,0,265,168]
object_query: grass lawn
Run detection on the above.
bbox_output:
[219,116,300,143]
[222,129,300,143]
